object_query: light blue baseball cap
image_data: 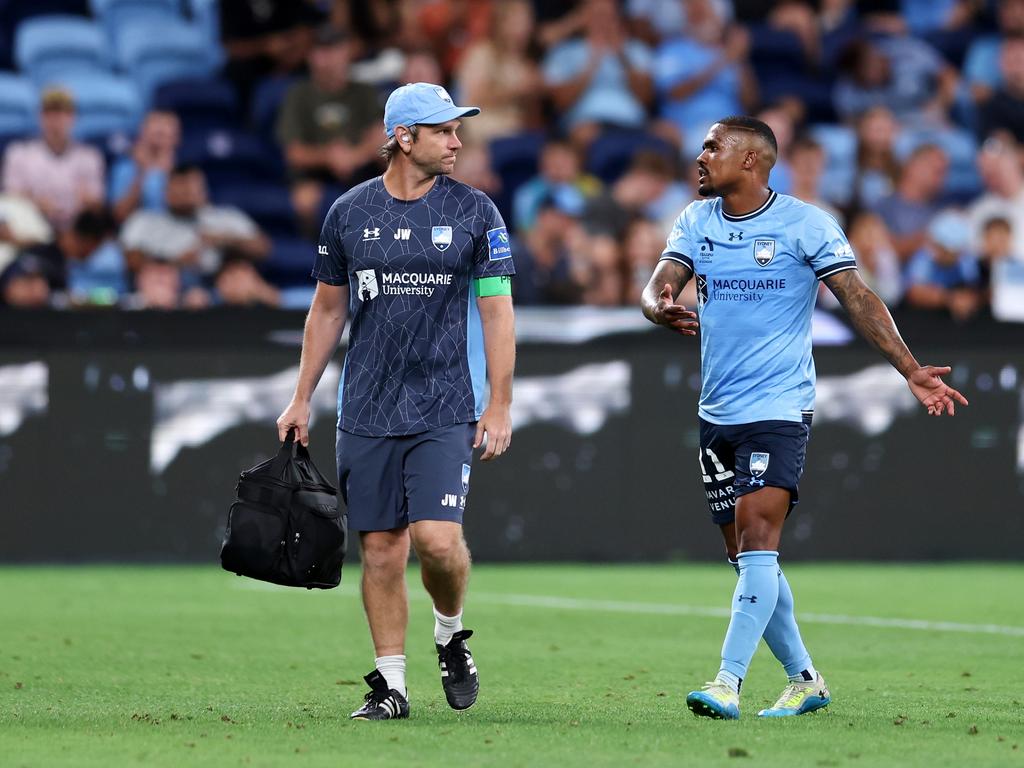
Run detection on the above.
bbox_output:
[383,82,480,138]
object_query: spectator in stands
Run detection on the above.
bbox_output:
[904,209,984,321]
[967,134,1024,261]
[213,257,281,308]
[585,149,690,236]
[276,26,383,235]
[977,216,1014,298]
[121,164,270,281]
[513,194,586,305]
[846,211,903,306]
[577,232,627,305]
[61,209,127,305]
[623,215,700,307]
[833,35,958,126]
[451,144,502,198]
[789,136,843,224]
[109,110,181,224]
[1,88,104,233]
[627,0,687,46]
[220,0,324,108]
[757,104,795,194]
[456,0,543,146]
[0,194,52,275]
[123,256,210,310]
[513,138,603,233]
[0,252,52,308]
[416,0,491,78]
[654,0,757,157]
[871,144,949,262]
[542,0,654,148]
[977,35,1024,144]
[852,105,901,212]
[535,1,589,51]
[963,0,1024,103]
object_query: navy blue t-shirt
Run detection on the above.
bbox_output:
[313,175,516,437]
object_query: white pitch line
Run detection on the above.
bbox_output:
[470,592,1024,638]
[230,581,1024,637]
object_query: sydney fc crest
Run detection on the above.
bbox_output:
[749,452,770,477]
[753,239,776,267]
[432,226,453,251]
[461,463,471,494]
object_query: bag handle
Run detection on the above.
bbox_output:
[269,428,311,477]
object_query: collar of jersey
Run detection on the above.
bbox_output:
[721,189,777,222]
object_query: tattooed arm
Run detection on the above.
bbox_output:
[641,259,699,336]
[824,269,968,416]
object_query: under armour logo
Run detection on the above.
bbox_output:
[738,594,758,603]
[728,232,743,241]
[363,227,380,241]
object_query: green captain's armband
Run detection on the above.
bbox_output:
[474,275,512,297]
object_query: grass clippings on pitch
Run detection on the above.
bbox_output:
[1,564,1022,768]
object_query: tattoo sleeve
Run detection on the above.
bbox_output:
[641,259,694,322]
[823,270,918,377]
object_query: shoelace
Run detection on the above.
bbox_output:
[700,681,735,698]
[773,682,811,709]
[439,634,474,683]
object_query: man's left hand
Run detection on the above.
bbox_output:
[908,365,969,416]
[475,404,512,461]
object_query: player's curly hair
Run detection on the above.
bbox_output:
[379,125,420,163]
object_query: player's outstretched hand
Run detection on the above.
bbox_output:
[475,404,511,462]
[277,399,311,445]
[652,283,699,336]
[907,365,969,416]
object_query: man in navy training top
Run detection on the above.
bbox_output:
[641,116,968,720]
[277,82,516,721]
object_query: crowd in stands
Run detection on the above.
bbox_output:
[0,0,1022,323]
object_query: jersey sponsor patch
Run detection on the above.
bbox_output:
[432,226,453,251]
[486,227,512,261]
[356,269,379,301]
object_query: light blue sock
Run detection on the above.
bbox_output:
[718,551,780,685]
[762,566,815,681]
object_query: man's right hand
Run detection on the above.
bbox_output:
[277,399,311,445]
[651,283,699,336]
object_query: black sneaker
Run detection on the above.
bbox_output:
[349,670,409,720]
[436,629,479,710]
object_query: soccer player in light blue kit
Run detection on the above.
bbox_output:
[641,117,968,719]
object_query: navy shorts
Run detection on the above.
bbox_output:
[336,422,475,532]
[698,416,811,526]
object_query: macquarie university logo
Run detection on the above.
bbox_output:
[432,226,453,251]
[753,239,776,267]
[356,269,378,301]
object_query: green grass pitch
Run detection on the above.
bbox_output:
[2,564,1022,767]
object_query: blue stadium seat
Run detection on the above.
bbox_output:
[89,0,181,38]
[184,0,219,46]
[488,131,546,225]
[214,181,297,239]
[178,128,285,187]
[251,76,299,140]
[47,72,143,139]
[153,77,239,133]
[0,0,90,70]
[0,74,38,139]
[808,123,857,207]
[262,236,317,287]
[114,19,218,101]
[585,130,674,184]
[14,15,108,82]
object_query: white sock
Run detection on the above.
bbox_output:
[715,670,741,694]
[375,655,407,698]
[433,605,463,646]
[788,665,818,684]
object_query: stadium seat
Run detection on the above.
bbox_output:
[0,0,90,70]
[153,77,239,133]
[178,128,286,188]
[808,123,857,207]
[585,130,675,184]
[184,0,219,47]
[251,76,299,140]
[46,72,143,139]
[262,236,318,287]
[214,181,298,239]
[89,0,181,39]
[0,74,38,139]
[114,19,219,101]
[14,15,108,82]
[488,131,546,228]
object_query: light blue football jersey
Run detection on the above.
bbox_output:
[661,190,857,425]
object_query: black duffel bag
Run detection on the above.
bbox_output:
[220,430,347,589]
